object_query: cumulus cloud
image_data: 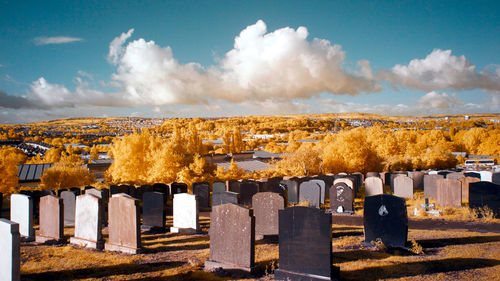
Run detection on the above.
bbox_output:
[0,91,37,109]
[379,49,500,91]
[34,36,84,45]
[417,91,463,109]
[108,29,134,64]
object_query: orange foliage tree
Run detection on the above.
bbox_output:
[0,146,26,193]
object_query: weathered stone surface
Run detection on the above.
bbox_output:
[0,219,20,281]
[329,182,354,213]
[469,182,500,218]
[365,177,383,197]
[212,181,226,193]
[408,171,425,190]
[239,181,259,207]
[212,191,238,207]
[142,192,166,230]
[274,207,337,281]
[424,174,444,199]
[436,179,462,208]
[299,181,321,208]
[105,194,141,254]
[458,177,480,203]
[364,194,407,248]
[193,182,210,209]
[36,195,64,244]
[70,194,104,250]
[394,176,414,199]
[252,192,284,239]
[61,191,76,226]
[205,204,255,272]
[10,194,34,241]
[446,172,465,180]
[171,193,199,234]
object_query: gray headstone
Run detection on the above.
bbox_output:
[393,176,414,199]
[61,191,76,226]
[364,194,407,248]
[240,181,259,207]
[329,182,354,213]
[70,194,104,249]
[281,179,299,204]
[299,181,321,208]
[0,219,20,281]
[142,192,166,230]
[252,192,284,239]
[227,180,240,194]
[10,194,34,241]
[274,206,337,281]
[492,172,500,185]
[365,177,383,197]
[171,193,199,234]
[212,181,226,193]
[205,204,255,272]
[310,179,326,204]
[408,171,425,190]
[212,191,238,207]
[193,182,210,209]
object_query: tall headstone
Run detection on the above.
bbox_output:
[0,219,20,281]
[329,182,354,214]
[424,174,444,199]
[239,181,259,207]
[142,192,166,231]
[212,181,226,193]
[252,192,284,239]
[105,194,141,254]
[364,194,407,248]
[274,207,338,281]
[458,177,480,203]
[469,182,500,218]
[193,182,210,209]
[85,188,109,225]
[436,179,462,208]
[364,177,383,197]
[212,191,239,207]
[393,176,414,199]
[171,193,199,234]
[281,178,299,204]
[36,195,64,244]
[61,191,76,226]
[205,204,255,272]
[10,194,34,241]
[408,171,425,190]
[70,194,104,250]
[299,181,321,208]
[310,179,326,204]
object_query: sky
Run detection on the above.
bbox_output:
[1,0,499,123]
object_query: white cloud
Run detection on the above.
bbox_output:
[34,36,84,45]
[417,91,463,109]
[108,28,134,64]
[379,49,500,91]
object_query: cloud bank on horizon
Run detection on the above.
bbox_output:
[2,20,500,118]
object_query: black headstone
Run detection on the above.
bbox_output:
[227,179,241,194]
[464,172,481,179]
[142,191,167,230]
[152,183,169,196]
[493,172,500,185]
[212,191,239,207]
[469,181,500,218]
[69,187,81,195]
[274,206,338,281]
[240,181,259,207]
[0,192,3,217]
[316,175,335,199]
[170,182,188,197]
[193,182,210,208]
[110,185,129,195]
[364,194,407,248]
[329,182,354,213]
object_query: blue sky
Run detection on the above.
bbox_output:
[1,1,499,123]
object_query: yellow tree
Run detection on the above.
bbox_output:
[40,163,94,190]
[0,147,26,193]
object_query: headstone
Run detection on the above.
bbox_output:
[57,189,67,196]
[152,183,169,196]
[464,171,481,179]
[227,180,240,194]
[110,185,129,195]
[142,192,166,231]
[36,195,64,243]
[379,172,388,185]
[212,181,226,193]
[436,179,462,208]
[363,194,407,248]
[437,171,452,177]
[69,187,81,195]
[85,188,109,225]
[329,182,354,214]
[469,182,500,218]
[41,189,55,197]
[480,171,493,182]
[10,194,34,241]
[274,207,337,281]
[0,192,3,217]
[193,182,210,209]
[212,191,238,207]
[61,191,76,226]
[205,204,255,272]
[259,178,288,201]
[334,178,354,190]
[390,172,407,193]
[316,174,335,199]
[299,181,321,208]
[492,172,500,185]
[0,219,20,281]
[239,181,259,207]
[170,182,188,197]
[351,172,364,193]
[364,177,383,197]
[393,176,414,199]
[252,192,284,239]
[424,174,444,199]
[408,171,425,190]
[458,177,480,203]
[446,172,464,180]
[171,193,199,234]
[310,179,326,204]
[70,194,104,250]
[281,178,299,203]
[105,194,141,254]
[335,174,358,195]
[366,172,379,178]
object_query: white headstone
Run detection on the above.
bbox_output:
[10,194,34,241]
[171,193,199,234]
[365,177,383,196]
[480,171,492,182]
[70,194,104,249]
[0,219,20,281]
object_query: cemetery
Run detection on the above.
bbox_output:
[1,170,499,281]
